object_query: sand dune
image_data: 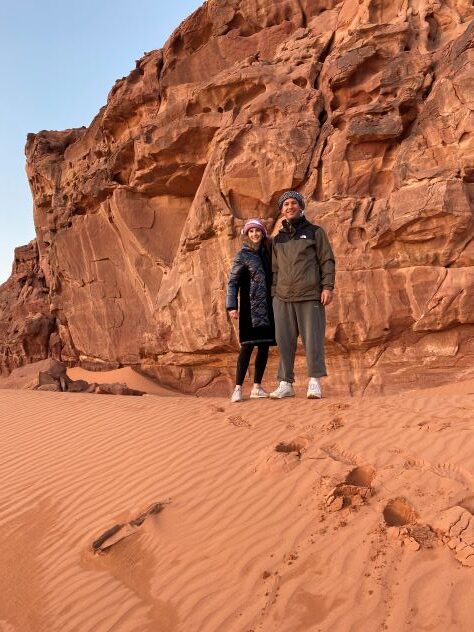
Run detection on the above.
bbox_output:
[0,384,473,631]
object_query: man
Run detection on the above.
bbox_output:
[270,190,335,399]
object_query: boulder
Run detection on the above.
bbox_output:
[18,360,146,396]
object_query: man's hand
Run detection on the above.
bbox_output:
[229,310,239,319]
[321,289,334,306]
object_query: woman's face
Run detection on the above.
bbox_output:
[247,227,263,245]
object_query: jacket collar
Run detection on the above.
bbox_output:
[281,214,308,234]
[289,214,308,228]
[242,242,262,253]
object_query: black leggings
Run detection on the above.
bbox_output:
[236,344,269,386]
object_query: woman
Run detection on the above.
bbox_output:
[226,218,276,402]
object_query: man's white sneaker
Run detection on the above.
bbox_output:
[307,378,322,399]
[269,381,295,399]
[231,386,243,403]
[250,385,269,399]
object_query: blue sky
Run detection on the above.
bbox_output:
[0,0,203,283]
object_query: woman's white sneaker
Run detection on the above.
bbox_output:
[269,381,295,399]
[307,378,322,399]
[250,385,269,399]
[231,386,243,402]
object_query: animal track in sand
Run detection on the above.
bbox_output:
[92,501,168,553]
[326,465,376,512]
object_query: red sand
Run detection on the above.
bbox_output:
[0,378,473,631]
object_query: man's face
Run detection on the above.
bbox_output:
[281,197,302,220]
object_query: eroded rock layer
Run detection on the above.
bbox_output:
[5,0,474,393]
[0,241,57,375]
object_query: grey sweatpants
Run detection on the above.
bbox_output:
[273,297,327,383]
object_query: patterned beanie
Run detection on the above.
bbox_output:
[241,219,268,237]
[277,190,305,210]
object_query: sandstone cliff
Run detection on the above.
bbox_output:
[3,0,474,394]
[0,241,57,375]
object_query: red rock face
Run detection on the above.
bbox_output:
[6,0,474,393]
[0,241,57,375]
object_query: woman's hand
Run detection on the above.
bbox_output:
[229,310,239,319]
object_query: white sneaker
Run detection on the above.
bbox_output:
[231,386,243,403]
[250,385,269,399]
[269,381,295,399]
[307,378,322,399]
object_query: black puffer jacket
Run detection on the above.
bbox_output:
[226,243,275,346]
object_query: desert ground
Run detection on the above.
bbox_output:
[0,370,473,632]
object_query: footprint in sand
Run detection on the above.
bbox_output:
[384,497,437,551]
[459,495,474,513]
[431,500,474,567]
[321,415,344,432]
[325,465,376,511]
[403,454,474,489]
[430,462,474,488]
[401,456,473,489]
[417,419,451,433]
[327,403,350,413]
[254,435,313,473]
[211,404,225,413]
[92,501,168,553]
[274,436,312,458]
[320,442,361,466]
[227,414,252,428]
[383,497,418,526]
